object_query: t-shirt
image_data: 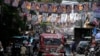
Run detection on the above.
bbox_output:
[20,46,27,54]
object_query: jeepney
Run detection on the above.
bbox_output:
[39,33,65,56]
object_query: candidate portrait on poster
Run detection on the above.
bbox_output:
[83,3,89,12]
[42,13,48,22]
[31,2,36,11]
[12,0,20,7]
[57,5,62,14]
[61,5,67,13]
[51,13,58,23]
[92,2,97,11]
[35,3,40,11]
[44,4,48,12]
[61,14,67,23]
[74,5,79,13]
[52,4,57,13]
[39,3,44,13]
[41,4,47,12]
[66,5,71,13]
[48,4,52,13]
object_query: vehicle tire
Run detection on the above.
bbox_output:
[38,52,42,56]
[88,52,95,56]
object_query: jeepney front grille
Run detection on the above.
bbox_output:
[50,48,57,52]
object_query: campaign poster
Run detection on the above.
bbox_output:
[12,0,20,7]
[31,2,36,11]
[83,3,89,12]
[61,13,67,23]
[51,13,58,23]
[32,15,38,22]
[66,5,71,13]
[31,15,38,25]
[48,4,52,13]
[38,15,43,23]
[61,5,67,13]
[4,0,11,5]
[92,2,98,11]
[43,4,48,12]
[52,4,57,13]
[40,4,48,13]
[26,1,31,10]
[57,5,62,14]
[21,1,26,9]
[35,3,40,11]
[47,15,51,22]
[55,15,61,23]
[42,13,48,22]
[74,5,79,13]
[27,14,32,21]
[92,2,100,18]
[39,3,44,13]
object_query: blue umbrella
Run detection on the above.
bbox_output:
[95,32,100,39]
[92,27,97,36]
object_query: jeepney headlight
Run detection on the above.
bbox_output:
[50,48,56,52]
[46,48,49,51]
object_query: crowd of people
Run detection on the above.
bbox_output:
[0,38,39,56]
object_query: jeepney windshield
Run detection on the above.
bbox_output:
[44,38,61,45]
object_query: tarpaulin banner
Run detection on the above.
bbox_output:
[92,2,100,18]
[4,1,93,14]
[4,0,11,5]
[12,0,20,7]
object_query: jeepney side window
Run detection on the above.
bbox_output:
[40,36,43,45]
[44,38,61,45]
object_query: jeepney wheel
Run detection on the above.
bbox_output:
[38,51,42,56]
[63,52,66,56]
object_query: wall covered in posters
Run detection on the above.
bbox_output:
[3,1,100,36]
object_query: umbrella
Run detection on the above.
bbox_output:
[95,32,100,39]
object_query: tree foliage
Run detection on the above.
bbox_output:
[1,3,25,37]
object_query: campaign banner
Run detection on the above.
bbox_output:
[57,5,62,14]
[92,2,100,18]
[38,15,43,23]
[55,15,61,23]
[31,2,36,11]
[31,15,38,25]
[66,5,71,13]
[39,3,44,13]
[4,0,11,5]
[51,13,58,22]
[83,3,89,12]
[27,14,32,21]
[74,5,79,12]
[35,3,40,11]
[32,15,38,22]
[61,13,67,23]
[92,2,98,11]
[12,0,20,7]
[42,13,48,22]
[51,4,57,13]
[48,4,52,13]
[70,13,75,23]
[21,1,26,9]
[39,3,48,13]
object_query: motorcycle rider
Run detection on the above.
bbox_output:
[95,42,100,56]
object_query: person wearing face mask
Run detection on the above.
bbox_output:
[0,41,4,56]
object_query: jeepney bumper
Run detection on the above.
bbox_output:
[42,53,64,56]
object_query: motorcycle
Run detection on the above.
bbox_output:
[88,47,95,56]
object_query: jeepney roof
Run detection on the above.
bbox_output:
[40,33,63,38]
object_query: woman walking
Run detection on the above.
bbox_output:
[20,44,27,56]
[0,41,4,56]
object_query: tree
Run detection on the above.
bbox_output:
[0,3,25,38]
